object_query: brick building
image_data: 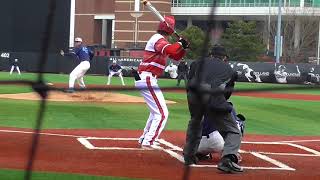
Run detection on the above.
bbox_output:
[72,0,171,49]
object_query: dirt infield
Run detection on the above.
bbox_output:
[2,82,319,102]
[0,127,319,180]
[0,91,176,104]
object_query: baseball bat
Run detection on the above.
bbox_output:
[142,0,180,39]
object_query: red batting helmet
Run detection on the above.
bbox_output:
[158,16,175,35]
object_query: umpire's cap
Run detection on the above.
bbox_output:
[210,45,228,58]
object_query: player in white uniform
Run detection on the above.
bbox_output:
[135,16,189,148]
[164,63,178,79]
[237,63,262,82]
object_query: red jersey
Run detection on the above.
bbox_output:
[138,33,186,76]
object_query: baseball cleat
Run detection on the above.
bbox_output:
[237,153,243,164]
[138,137,144,144]
[64,88,75,93]
[183,155,199,166]
[195,153,212,161]
[217,157,244,173]
[140,145,153,150]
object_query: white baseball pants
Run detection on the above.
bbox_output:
[107,71,125,85]
[69,61,90,89]
[197,131,224,155]
[135,72,169,146]
[10,66,21,75]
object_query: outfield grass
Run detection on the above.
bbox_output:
[0,169,141,180]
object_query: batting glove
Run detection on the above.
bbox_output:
[178,37,190,49]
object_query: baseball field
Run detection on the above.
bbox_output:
[0,71,320,180]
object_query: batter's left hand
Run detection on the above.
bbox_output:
[178,37,190,49]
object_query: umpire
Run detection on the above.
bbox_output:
[183,45,243,173]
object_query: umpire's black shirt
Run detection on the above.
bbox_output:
[188,57,235,86]
[188,57,236,112]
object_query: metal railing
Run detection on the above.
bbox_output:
[171,1,320,8]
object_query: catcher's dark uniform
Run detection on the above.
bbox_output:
[183,47,242,172]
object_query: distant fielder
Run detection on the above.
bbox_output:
[164,63,178,79]
[9,58,21,75]
[107,60,125,86]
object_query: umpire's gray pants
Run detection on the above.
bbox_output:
[183,91,242,159]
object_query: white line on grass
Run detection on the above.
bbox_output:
[0,129,85,138]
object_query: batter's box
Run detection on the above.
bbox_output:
[156,139,295,171]
[77,137,153,150]
[241,141,320,156]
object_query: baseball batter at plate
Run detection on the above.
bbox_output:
[135,16,189,148]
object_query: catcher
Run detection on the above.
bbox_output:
[196,102,245,162]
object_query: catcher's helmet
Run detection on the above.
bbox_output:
[158,16,175,35]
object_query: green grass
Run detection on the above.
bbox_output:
[0,71,320,136]
[230,96,320,136]
[0,72,320,179]
[0,169,141,180]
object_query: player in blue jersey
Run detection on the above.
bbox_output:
[196,102,245,162]
[107,60,125,86]
[60,37,94,92]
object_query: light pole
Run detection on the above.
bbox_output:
[267,0,271,53]
[317,20,320,65]
[130,0,143,48]
[275,0,282,63]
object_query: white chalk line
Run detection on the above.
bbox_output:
[77,137,153,151]
[157,139,296,171]
[1,129,319,144]
[0,128,319,171]
[250,152,295,171]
